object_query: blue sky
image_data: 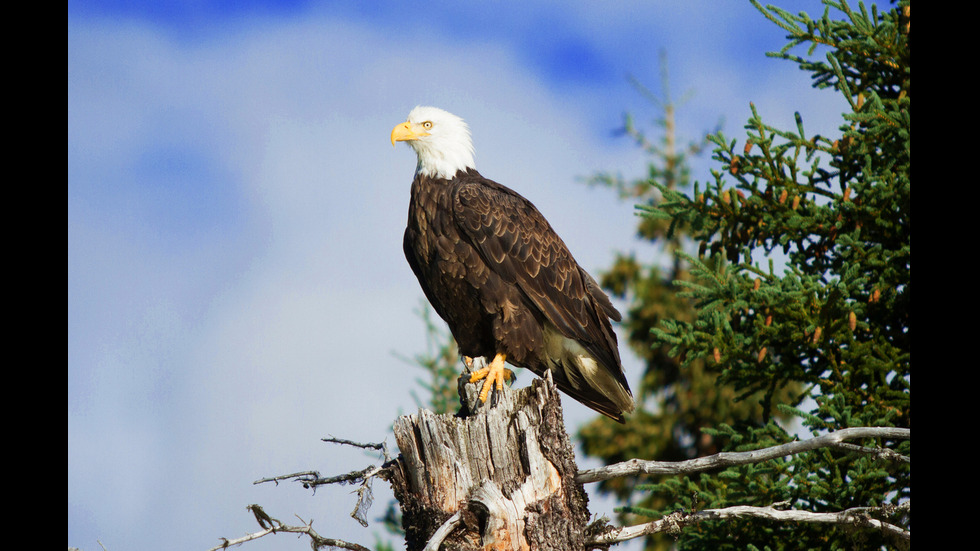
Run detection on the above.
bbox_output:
[68,2,847,550]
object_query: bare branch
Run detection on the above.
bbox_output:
[589,501,910,548]
[252,437,392,489]
[253,437,395,529]
[577,427,909,484]
[209,509,372,551]
[422,511,462,551]
[254,466,381,488]
[322,436,390,462]
[252,470,322,486]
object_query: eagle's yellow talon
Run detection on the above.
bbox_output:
[468,367,490,383]
[468,353,512,402]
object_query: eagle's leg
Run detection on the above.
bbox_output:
[468,352,514,403]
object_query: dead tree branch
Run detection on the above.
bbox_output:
[321,437,391,459]
[577,426,910,484]
[588,501,910,549]
[422,511,463,551]
[251,437,394,536]
[253,439,391,490]
[209,505,372,551]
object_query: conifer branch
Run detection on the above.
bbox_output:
[577,426,908,483]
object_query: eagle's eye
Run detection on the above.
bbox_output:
[422,121,433,130]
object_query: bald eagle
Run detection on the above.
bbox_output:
[391,106,634,422]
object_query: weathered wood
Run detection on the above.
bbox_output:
[389,371,590,551]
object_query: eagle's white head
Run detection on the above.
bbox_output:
[391,106,475,180]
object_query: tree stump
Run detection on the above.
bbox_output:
[389,370,591,551]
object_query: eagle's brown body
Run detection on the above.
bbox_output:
[403,166,633,421]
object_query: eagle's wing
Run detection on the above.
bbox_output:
[451,174,625,383]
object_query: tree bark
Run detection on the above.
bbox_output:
[389,372,591,551]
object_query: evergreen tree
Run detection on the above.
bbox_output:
[582,1,909,549]
[579,57,799,532]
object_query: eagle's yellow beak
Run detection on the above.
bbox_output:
[391,121,428,146]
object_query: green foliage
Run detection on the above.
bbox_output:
[582,1,909,549]
[580,55,801,548]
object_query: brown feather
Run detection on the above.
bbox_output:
[404,167,634,422]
